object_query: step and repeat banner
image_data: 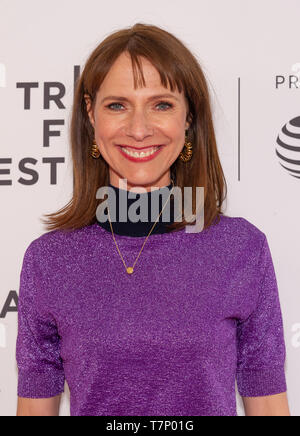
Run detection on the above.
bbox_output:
[0,0,299,416]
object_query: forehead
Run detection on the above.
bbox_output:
[98,52,180,96]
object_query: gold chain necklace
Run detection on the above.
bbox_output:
[107,179,175,275]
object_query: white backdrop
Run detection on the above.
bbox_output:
[0,0,299,416]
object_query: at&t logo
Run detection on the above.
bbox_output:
[276,116,300,179]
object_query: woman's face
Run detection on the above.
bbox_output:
[85,51,191,192]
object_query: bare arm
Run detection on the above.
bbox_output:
[242,392,290,416]
[17,395,61,416]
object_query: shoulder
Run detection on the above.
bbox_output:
[210,214,267,254]
[23,223,97,266]
[218,214,265,237]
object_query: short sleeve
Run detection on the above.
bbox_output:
[236,234,287,397]
[16,241,65,398]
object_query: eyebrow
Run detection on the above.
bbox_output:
[100,93,180,104]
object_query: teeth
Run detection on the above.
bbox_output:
[121,146,159,158]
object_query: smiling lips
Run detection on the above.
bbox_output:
[118,145,164,162]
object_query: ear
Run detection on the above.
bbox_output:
[185,112,193,131]
[84,93,95,128]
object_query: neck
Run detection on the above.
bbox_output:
[108,175,173,194]
[96,180,175,237]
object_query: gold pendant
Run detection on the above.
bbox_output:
[126,267,134,274]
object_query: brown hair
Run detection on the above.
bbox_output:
[41,23,227,233]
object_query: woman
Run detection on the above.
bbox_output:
[16,23,290,416]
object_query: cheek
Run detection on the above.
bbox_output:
[94,117,117,141]
[162,113,186,134]
[164,122,185,143]
[94,111,186,142]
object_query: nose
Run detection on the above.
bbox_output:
[124,107,154,141]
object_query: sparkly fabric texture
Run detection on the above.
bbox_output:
[16,215,287,416]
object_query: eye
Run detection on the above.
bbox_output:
[106,102,124,110]
[156,101,173,110]
[105,101,174,111]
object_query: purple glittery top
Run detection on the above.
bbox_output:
[16,215,287,416]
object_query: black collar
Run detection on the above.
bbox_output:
[96,182,175,237]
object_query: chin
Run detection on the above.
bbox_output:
[118,176,163,191]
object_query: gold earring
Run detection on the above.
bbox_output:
[179,132,193,162]
[91,138,101,159]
